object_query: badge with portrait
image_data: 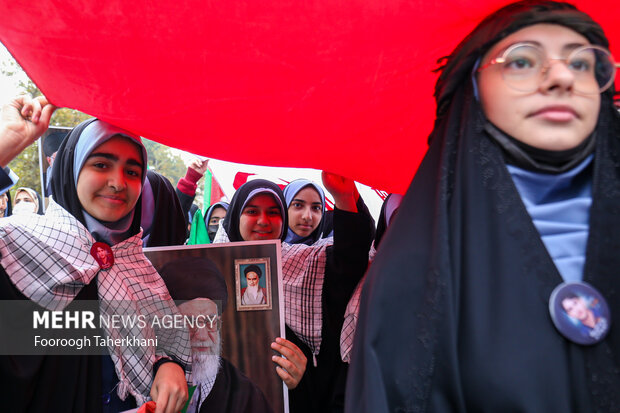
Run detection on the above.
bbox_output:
[549,281,611,346]
[144,240,288,413]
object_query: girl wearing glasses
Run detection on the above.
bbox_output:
[347,1,620,412]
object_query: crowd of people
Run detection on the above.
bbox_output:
[0,0,619,412]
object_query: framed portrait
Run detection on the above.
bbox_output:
[144,240,288,413]
[235,258,272,311]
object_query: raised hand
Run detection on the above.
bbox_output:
[321,171,358,212]
[0,95,56,167]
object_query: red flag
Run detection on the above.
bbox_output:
[0,1,617,193]
[209,172,226,205]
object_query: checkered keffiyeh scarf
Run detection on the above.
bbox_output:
[0,200,191,404]
[340,278,363,364]
[214,226,330,357]
[340,245,376,363]
[186,373,217,413]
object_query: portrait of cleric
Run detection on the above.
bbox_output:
[236,260,271,310]
[160,256,274,413]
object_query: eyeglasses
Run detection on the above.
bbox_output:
[478,42,619,95]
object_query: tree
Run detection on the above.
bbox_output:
[2,57,91,199]
[1,59,92,128]
[7,143,42,200]
[2,57,198,207]
[143,138,196,182]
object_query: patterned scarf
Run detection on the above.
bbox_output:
[213,225,329,356]
[0,200,192,404]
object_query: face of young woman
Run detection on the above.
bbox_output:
[288,186,323,237]
[208,207,227,226]
[0,193,7,216]
[13,191,37,214]
[478,24,601,151]
[14,191,35,205]
[76,136,144,222]
[239,194,283,241]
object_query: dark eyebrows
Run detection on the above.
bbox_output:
[562,42,588,53]
[87,152,143,169]
[87,152,117,161]
[126,158,144,169]
[243,203,280,210]
[508,40,588,54]
[292,198,322,206]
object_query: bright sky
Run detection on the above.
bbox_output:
[0,43,25,105]
[0,41,385,219]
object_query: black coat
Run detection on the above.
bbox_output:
[289,198,374,413]
[199,358,274,413]
[346,58,620,413]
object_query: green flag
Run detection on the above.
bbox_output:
[188,209,210,245]
[203,168,213,209]
[180,385,197,413]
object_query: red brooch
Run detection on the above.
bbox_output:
[90,242,114,270]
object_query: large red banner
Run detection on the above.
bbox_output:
[0,1,617,193]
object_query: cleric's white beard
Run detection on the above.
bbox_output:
[191,333,222,384]
[246,284,259,297]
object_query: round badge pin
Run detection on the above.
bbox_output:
[549,281,610,345]
[90,242,114,270]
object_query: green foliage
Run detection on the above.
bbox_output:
[143,138,187,187]
[2,56,196,206]
[51,109,92,128]
[1,57,92,128]
[7,142,42,198]
[2,55,90,200]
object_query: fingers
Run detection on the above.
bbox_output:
[150,362,188,413]
[151,387,168,413]
[152,386,187,413]
[271,337,304,363]
[10,95,55,133]
[21,96,40,122]
[321,171,336,189]
[171,391,187,413]
[272,356,302,389]
[189,158,209,174]
[322,171,358,212]
[271,337,307,389]
[275,365,297,389]
[0,95,57,167]
[17,95,46,123]
[321,171,354,193]
[39,100,57,128]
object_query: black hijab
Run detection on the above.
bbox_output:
[0,185,11,217]
[141,170,187,247]
[373,194,403,250]
[222,179,288,242]
[51,118,146,244]
[347,2,620,412]
[4,193,11,217]
[205,201,230,242]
